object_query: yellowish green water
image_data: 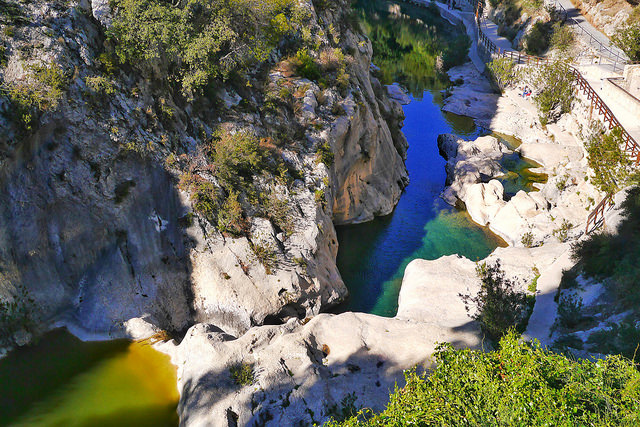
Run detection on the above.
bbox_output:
[0,329,179,427]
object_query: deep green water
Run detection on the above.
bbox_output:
[336,0,544,317]
[0,329,179,426]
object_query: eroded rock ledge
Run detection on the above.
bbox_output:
[0,0,407,346]
[158,255,483,426]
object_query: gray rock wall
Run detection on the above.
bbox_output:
[0,0,408,343]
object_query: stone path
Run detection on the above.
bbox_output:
[479,17,513,51]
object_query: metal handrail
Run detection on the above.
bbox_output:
[544,0,628,71]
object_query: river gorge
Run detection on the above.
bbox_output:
[3,0,631,423]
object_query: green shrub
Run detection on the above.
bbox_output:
[0,44,7,68]
[292,48,321,81]
[550,22,574,53]
[327,393,360,423]
[328,332,640,426]
[552,219,573,242]
[217,190,245,236]
[612,20,640,62]
[97,52,119,75]
[2,63,67,133]
[528,265,540,292]
[85,75,116,96]
[207,130,264,191]
[558,267,579,290]
[261,191,294,236]
[229,363,254,386]
[487,57,519,90]
[524,21,551,55]
[555,173,569,191]
[315,188,326,209]
[179,173,221,224]
[520,231,534,248]
[251,242,277,274]
[461,261,532,340]
[527,59,575,123]
[316,142,334,166]
[585,124,633,194]
[108,0,303,96]
[557,292,583,329]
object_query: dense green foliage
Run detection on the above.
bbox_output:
[355,0,470,95]
[585,124,633,194]
[461,261,532,340]
[524,21,551,55]
[108,0,306,96]
[486,57,519,90]
[177,129,302,241]
[328,332,640,426]
[572,187,640,310]
[527,59,575,124]
[550,22,575,53]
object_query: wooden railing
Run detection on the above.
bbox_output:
[585,193,614,234]
[571,69,640,165]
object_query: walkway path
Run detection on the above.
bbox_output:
[546,0,626,59]
[479,15,513,51]
[578,64,640,143]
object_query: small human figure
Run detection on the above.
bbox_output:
[525,87,532,99]
[522,85,528,98]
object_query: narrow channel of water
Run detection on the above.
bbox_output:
[335,0,546,316]
[0,329,179,426]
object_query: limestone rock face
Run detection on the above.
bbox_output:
[91,0,113,26]
[397,256,481,326]
[464,180,506,226]
[0,0,406,343]
[442,63,499,122]
[385,83,411,105]
[169,309,481,427]
[330,34,409,224]
[437,133,509,205]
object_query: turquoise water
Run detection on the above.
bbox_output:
[336,91,506,316]
[335,0,512,317]
[495,133,548,199]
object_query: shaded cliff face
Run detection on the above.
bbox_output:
[328,28,409,224]
[0,0,407,343]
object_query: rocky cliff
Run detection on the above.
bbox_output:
[0,0,408,344]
